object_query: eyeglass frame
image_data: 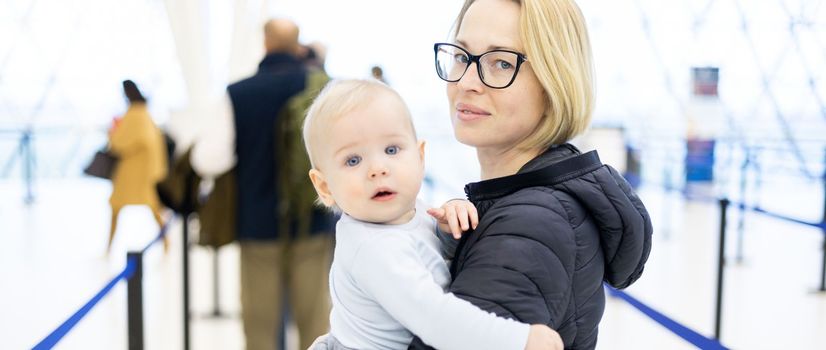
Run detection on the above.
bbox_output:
[433,42,529,89]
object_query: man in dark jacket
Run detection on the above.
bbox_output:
[192,18,334,350]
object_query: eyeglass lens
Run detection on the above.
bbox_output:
[435,44,520,88]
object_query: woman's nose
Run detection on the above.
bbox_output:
[456,62,484,92]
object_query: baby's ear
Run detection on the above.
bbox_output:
[417,140,426,162]
[308,169,335,207]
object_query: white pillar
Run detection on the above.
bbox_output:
[162,0,212,153]
[227,0,268,83]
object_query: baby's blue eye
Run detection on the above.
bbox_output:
[385,145,400,155]
[346,155,362,167]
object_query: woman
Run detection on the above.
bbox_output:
[108,80,168,252]
[413,0,652,349]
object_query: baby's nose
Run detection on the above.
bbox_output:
[369,166,389,178]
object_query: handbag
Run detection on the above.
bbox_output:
[156,148,201,214]
[83,148,119,179]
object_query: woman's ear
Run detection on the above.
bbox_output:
[308,168,335,207]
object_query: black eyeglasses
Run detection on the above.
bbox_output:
[433,43,528,89]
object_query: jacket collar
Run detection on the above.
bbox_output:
[464,144,602,202]
[258,53,301,72]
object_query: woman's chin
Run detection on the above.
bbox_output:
[453,130,485,148]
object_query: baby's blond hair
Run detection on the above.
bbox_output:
[302,79,416,170]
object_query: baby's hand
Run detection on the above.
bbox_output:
[427,199,478,239]
[525,324,563,350]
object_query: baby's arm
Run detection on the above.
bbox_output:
[352,235,543,350]
[427,199,476,260]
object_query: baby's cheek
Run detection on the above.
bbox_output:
[344,182,365,200]
[339,183,366,211]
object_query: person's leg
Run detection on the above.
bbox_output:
[240,240,284,350]
[287,234,334,350]
[107,205,122,253]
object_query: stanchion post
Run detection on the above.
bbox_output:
[127,251,144,350]
[715,198,729,340]
[182,212,191,350]
[182,173,194,350]
[819,149,826,292]
[23,129,35,205]
[212,248,221,316]
[736,148,749,263]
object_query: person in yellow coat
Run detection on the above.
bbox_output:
[107,80,168,252]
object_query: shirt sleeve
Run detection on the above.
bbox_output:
[351,234,529,350]
[419,199,459,260]
[191,92,236,177]
[435,226,459,260]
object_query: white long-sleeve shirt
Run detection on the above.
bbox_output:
[329,201,529,350]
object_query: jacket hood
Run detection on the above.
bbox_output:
[465,144,653,289]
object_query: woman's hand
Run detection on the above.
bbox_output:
[427,199,478,239]
[525,324,563,350]
[108,116,123,136]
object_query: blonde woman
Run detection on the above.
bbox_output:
[412,0,653,349]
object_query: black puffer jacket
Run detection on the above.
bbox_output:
[411,144,652,350]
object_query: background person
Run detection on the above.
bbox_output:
[107,79,168,253]
[191,18,335,350]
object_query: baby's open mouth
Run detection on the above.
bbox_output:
[372,190,396,200]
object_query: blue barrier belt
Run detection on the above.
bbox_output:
[606,286,729,350]
[32,257,137,350]
[652,183,825,231]
[141,219,172,254]
[737,203,826,231]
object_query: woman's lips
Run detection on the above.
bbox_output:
[455,103,491,122]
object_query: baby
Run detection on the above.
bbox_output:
[302,79,561,350]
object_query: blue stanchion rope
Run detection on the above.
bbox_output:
[141,217,173,254]
[606,286,729,350]
[734,202,826,231]
[649,182,826,231]
[32,217,172,349]
[32,257,137,350]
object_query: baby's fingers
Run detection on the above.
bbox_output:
[456,205,470,231]
[427,208,446,221]
[469,205,478,230]
[445,205,462,239]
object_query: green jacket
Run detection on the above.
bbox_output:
[276,68,332,238]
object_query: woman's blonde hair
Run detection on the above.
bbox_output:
[454,0,594,150]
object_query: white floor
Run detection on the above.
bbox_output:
[1,178,825,349]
